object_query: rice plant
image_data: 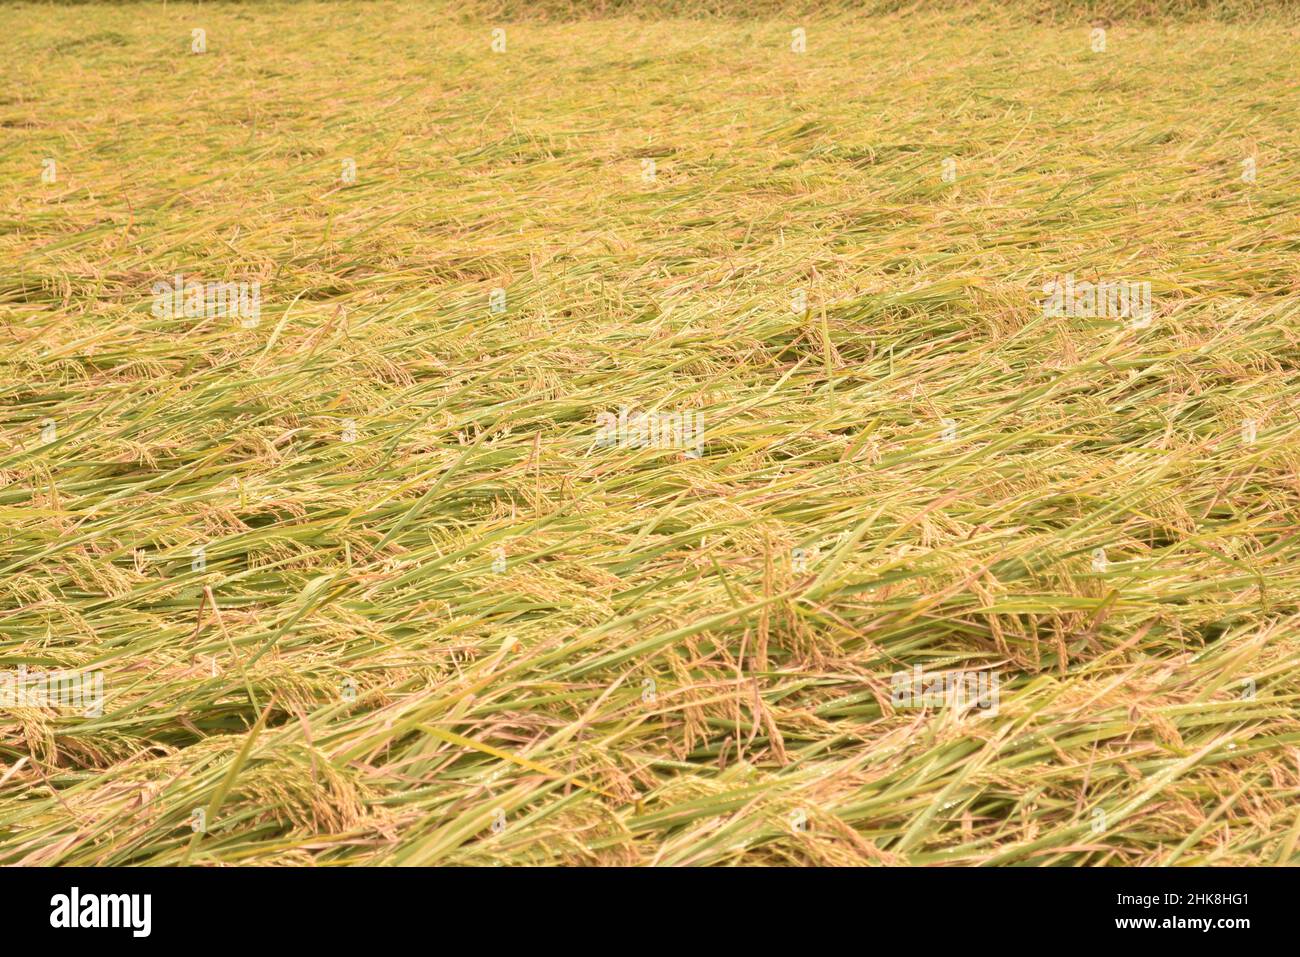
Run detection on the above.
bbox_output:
[2,0,1299,866]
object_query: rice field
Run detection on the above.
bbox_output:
[2,0,1300,866]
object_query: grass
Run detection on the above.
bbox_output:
[2,0,1300,866]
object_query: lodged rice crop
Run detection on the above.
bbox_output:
[1,0,1299,865]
